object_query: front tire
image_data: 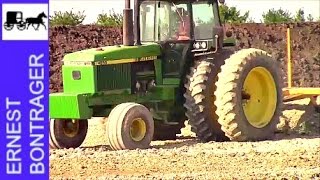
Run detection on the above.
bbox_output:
[214,48,283,141]
[106,103,154,150]
[50,119,88,149]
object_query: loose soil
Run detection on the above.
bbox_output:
[50,98,320,180]
[49,23,320,179]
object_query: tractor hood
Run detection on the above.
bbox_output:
[63,43,161,64]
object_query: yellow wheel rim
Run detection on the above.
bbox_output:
[242,67,277,128]
[130,118,147,141]
[63,120,80,138]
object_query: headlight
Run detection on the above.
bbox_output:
[201,42,207,48]
[193,41,208,50]
[194,42,200,49]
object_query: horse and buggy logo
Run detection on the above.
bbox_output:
[3,11,47,31]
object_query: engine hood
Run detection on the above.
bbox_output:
[63,43,161,64]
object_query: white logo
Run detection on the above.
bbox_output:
[2,3,48,40]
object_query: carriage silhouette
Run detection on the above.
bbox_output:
[3,11,47,31]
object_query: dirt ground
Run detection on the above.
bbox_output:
[50,98,320,180]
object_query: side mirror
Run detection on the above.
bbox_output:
[218,0,225,4]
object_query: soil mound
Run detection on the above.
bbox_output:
[49,22,320,93]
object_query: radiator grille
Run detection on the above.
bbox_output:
[96,64,131,91]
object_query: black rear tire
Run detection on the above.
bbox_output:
[184,59,228,142]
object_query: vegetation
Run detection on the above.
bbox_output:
[49,9,86,26]
[96,10,123,27]
[262,8,293,23]
[306,14,314,22]
[49,6,319,27]
[294,8,305,22]
[262,8,317,23]
[219,4,250,23]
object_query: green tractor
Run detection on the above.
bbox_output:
[49,0,283,150]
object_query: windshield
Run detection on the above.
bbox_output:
[140,1,189,42]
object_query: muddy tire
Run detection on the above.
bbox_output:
[107,103,154,150]
[214,48,283,141]
[50,119,88,149]
[184,59,228,142]
[183,65,198,133]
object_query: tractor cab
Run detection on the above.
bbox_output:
[139,0,223,42]
[138,0,224,78]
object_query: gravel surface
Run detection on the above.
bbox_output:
[50,98,320,179]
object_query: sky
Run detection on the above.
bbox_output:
[50,0,320,23]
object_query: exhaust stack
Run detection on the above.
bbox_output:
[134,0,141,45]
[123,0,134,46]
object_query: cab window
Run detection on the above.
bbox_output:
[192,2,218,39]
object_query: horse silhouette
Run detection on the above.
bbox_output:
[26,12,47,30]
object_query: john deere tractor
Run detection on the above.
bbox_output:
[49,0,283,150]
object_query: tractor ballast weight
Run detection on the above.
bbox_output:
[49,0,284,150]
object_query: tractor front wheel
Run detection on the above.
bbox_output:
[49,119,88,149]
[214,48,283,141]
[106,103,154,150]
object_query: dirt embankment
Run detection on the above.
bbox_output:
[49,23,320,180]
[49,22,320,93]
[225,23,320,88]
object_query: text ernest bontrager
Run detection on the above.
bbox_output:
[5,54,46,175]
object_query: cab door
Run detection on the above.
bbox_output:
[161,3,194,80]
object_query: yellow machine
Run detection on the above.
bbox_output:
[283,28,320,112]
